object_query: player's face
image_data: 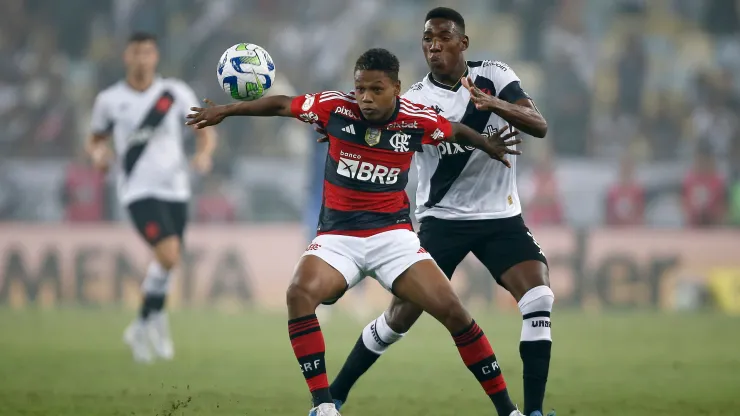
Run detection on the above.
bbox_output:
[354,70,401,122]
[124,40,159,76]
[422,18,468,75]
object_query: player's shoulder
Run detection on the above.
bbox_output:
[398,97,439,123]
[402,78,429,99]
[161,77,195,94]
[315,90,361,117]
[316,90,356,104]
[468,59,514,74]
[94,80,127,103]
[468,60,520,89]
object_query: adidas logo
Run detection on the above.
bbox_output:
[341,124,356,135]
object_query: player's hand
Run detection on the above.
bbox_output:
[481,125,522,168]
[461,76,500,111]
[315,126,329,143]
[90,145,112,172]
[191,152,213,174]
[186,99,226,129]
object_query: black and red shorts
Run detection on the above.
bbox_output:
[127,198,188,246]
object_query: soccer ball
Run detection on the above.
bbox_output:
[217,43,276,101]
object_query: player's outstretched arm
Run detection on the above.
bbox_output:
[450,122,522,168]
[85,133,113,172]
[461,76,547,138]
[186,96,295,129]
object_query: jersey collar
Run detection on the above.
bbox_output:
[122,75,162,93]
[427,67,469,92]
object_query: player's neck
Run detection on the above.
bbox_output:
[430,62,468,88]
[126,73,155,92]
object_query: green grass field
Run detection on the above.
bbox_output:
[0,308,738,416]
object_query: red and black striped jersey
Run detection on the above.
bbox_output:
[290,91,454,237]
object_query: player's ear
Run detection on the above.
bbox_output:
[393,79,401,96]
[461,35,469,51]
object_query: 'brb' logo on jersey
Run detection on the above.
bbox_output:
[389,132,410,152]
[337,150,400,184]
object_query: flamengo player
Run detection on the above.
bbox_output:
[327,8,555,416]
[187,48,525,416]
[86,32,217,363]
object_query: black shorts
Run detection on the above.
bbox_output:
[418,215,547,285]
[127,198,188,246]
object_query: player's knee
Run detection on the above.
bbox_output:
[519,285,555,314]
[154,238,181,270]
[285,282,321,310]
[434,294,471,334]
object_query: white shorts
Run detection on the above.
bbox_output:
[303,229,433,298]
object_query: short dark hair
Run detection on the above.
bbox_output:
[425,7,465,33]
[354,48,400,82]
[127,32,157,44]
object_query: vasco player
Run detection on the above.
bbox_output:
[326,8,555,416]
[86,32,217,363]
[187,48,526,416]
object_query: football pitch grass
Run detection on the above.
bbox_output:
[0,308,738,416]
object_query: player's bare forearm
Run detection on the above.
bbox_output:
[449,122,521,168]
[222,95,294,118]
[187,95,294,129]
[484,97,547,138]
[85,133,108,155]
[195,127,217,156]
[450,122,489,148]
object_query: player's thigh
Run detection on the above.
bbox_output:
[289,255,352,311]
[390,259,470,332]
[471,215,549,301]
[295,234,364,306]
[418,218,474,278]
[165,200,189,242]
[366,229,434,292]
[128,198,181,266]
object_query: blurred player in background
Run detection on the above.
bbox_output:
[188,48,526,416]
[327,8,555,416]
[86,32,217,363]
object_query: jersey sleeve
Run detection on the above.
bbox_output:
[289,92,340,126]
[485,61,530,104]
[89,92,112,135]
[421,112,454,145]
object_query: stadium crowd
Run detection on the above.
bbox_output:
[0,0,738,227]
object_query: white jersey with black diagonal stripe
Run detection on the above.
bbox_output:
[403,60,528,221]
[90,77,199,206]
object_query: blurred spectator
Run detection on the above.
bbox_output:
[644,92,682,161]
[682,146,726,227]
[728,136,740,226]
[605,155,645,226]
[703,0,740,36]
[516,0,557,62]
[195,174,236,223]
[524,152,563,226]
[690,81,738,163]
[544,53,591,155]
[62,154,105,222]
[616,33,647,118]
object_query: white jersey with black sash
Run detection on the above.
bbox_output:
[403,60,531,221]
[90,77,199,205]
